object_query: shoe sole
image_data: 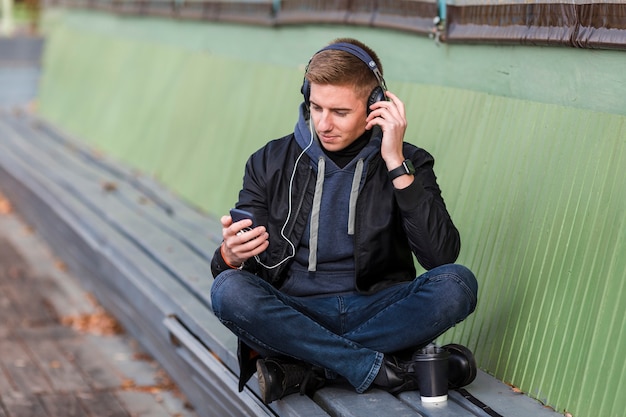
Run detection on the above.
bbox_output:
[256,360,272,404]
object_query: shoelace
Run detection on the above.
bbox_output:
[280,363,310,387]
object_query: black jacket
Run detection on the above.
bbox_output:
[211,133,460,291]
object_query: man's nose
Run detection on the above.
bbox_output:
[317,112,331,131]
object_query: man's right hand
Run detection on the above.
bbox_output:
[220,215,269,268]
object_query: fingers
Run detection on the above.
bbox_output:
[220,215,233,228]
[221,216,269,265]
[227,217,254,237]
[365,91,408,168]
[366,91,407,132]
[385,91,406,117]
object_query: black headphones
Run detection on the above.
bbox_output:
[301,42,388,115]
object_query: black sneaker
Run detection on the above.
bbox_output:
[371,355,419,394]
[256,358,326,404]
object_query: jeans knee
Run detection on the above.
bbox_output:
[428,264,478,317]
[454,265,478,298]
[449,264,478,314]
[210,269,243,319]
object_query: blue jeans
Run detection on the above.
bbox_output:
[210,264,477,393]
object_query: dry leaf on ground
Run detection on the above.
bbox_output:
[61,308,124,336]
[0,192,12,215]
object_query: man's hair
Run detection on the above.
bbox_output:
[305,38,383,101]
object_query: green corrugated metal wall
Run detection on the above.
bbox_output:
[36,9,625,417]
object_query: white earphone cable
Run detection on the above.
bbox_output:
[255,117,315,269]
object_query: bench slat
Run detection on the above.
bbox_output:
[315,386,425,417]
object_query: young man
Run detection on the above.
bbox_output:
[210,38,478,404]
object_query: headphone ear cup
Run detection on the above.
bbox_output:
[301,78,311,108]
[367,86,385,115]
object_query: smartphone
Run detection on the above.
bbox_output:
[230,208,256,234]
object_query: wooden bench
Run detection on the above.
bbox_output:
[0,110,563,417]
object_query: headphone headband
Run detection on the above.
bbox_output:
[313,42,385,88]
[301,41,387,112]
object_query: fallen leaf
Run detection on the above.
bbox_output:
[61,308,124,336]
[0,192,12,215]
[504,381,524,394]
[121,378,136,389]
[101,181,118,192]
[54,260,68,272]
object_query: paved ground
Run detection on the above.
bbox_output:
[0,191,199,417]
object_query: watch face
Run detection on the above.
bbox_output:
[404,159,415,174]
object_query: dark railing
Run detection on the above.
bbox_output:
[44,0,440,35]
[275,0,437,35]
[43,0,626,50]
[446,2,626,50]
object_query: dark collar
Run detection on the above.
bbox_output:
[323,129,373,169]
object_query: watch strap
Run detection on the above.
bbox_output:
[388,159,415,181]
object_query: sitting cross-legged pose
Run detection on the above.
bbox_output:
[210,37,478,405]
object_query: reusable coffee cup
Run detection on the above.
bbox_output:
[412,346,450,403]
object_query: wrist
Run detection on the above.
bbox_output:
[220,243,244,270]
[388,158,415,181]
[384,156,405,172]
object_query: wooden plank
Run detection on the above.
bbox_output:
[0,280,22,327]
[313,386,425,417]
[0,340,52,395]
[0,235,29,278]
[115,391,176,417]
[0,361,18,396]
[56,336,125,390]
[38,393,90,417]
[76,391,131,417]
[26,339,90,392]
[78,334,165,387]
[449,371,561,417]
[0,237,58,327]
[398,391,482,417]
[0,212,96,318]
[1,393,47,417]
[2,275,58,327]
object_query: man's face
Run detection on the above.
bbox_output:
[308,83,368,152]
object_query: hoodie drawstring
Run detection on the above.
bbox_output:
[348,158,364,236]
[308,156,325,272]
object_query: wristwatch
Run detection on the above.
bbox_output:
[388,159,415,180]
